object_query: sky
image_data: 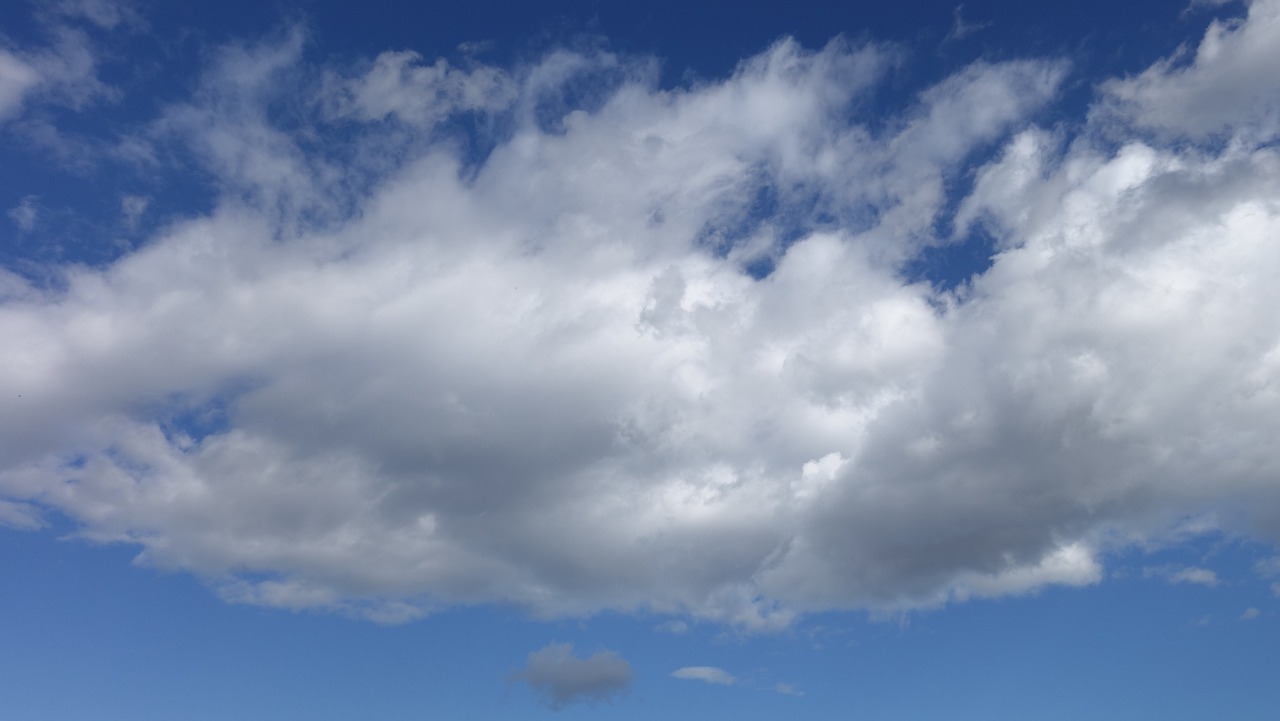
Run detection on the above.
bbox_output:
[2,0,1280,718]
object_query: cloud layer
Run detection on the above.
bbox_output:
[2,3,1280,626]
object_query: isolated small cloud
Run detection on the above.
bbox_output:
[946,4,993,41]
[774,682,805,697]
[120,194,148,228]
[1254,557,1280,578]
[656,620,690,635]
[1143,565,1221,587]
[514,643,632,709]
[672,666,738,686]
[1240,607,1260,621]
[6,196,39,231]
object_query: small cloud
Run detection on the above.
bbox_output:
[53,0,146,30]
[1143,565,1220,587]
[1195,614,1213,626]
[672,666,737,686]
[946,4,992,41]
[774,682,805,697]
[1271,582,1280,599]
[1254,557,1280,578]
[514,643,632,710]
[7,195,39,231]
[1240,607,1260,621]
[120,194,148,228]
[656,619,690,634]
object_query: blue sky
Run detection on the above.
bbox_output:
[3,0,1280,718]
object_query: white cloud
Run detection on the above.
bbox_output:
[1,10,1280,629]
[1254,556,1280,577]
[1241,607,1260,620]
[119,194,148,229]
[1097,0,1280,141]
[946,4,993,42]
[50,0,144,31]
[7,196,39,231]
[1143,566,1221,587]
[0,50,41,119]
[322,50,516,126]
[514,643,632,709]
[656,619,690,634]
[0,6,120,129]
[672,666,738,685]
[774,682,805,697]
[0,499,43,530]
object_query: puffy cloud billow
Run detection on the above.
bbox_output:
[2,2,1280,627]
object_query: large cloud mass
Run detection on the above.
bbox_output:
[2,2,1280,626]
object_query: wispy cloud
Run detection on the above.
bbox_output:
[6,195,39,231]
[1143,565,1221,588]
[672,666,738,686]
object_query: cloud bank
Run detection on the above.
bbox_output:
[2,2,1280,627]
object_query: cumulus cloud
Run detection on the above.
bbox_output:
[1,4,1279,629]
[774,682,805,697]
[1097,0,1280,141]
[514,643,632,708]
[672,666,738,685]
[1240,607,1260,620]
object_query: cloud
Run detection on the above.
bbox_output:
[774,682,805,697]
[946,4,993,41]
[1240,607,1260,620]
[514,643,632,709]
[49,0,145,31]
[1,7,1280,629]
[1097,0,1280,141]
[0,50,41,119]
[1143,566,1221,587]
[7,196,39,231]
[120,194,148,228]
[656,619,690,634]
[0,0,122,166]
[0,499,43,530]
[1254,556,1280,577]
[672,666,738,685]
